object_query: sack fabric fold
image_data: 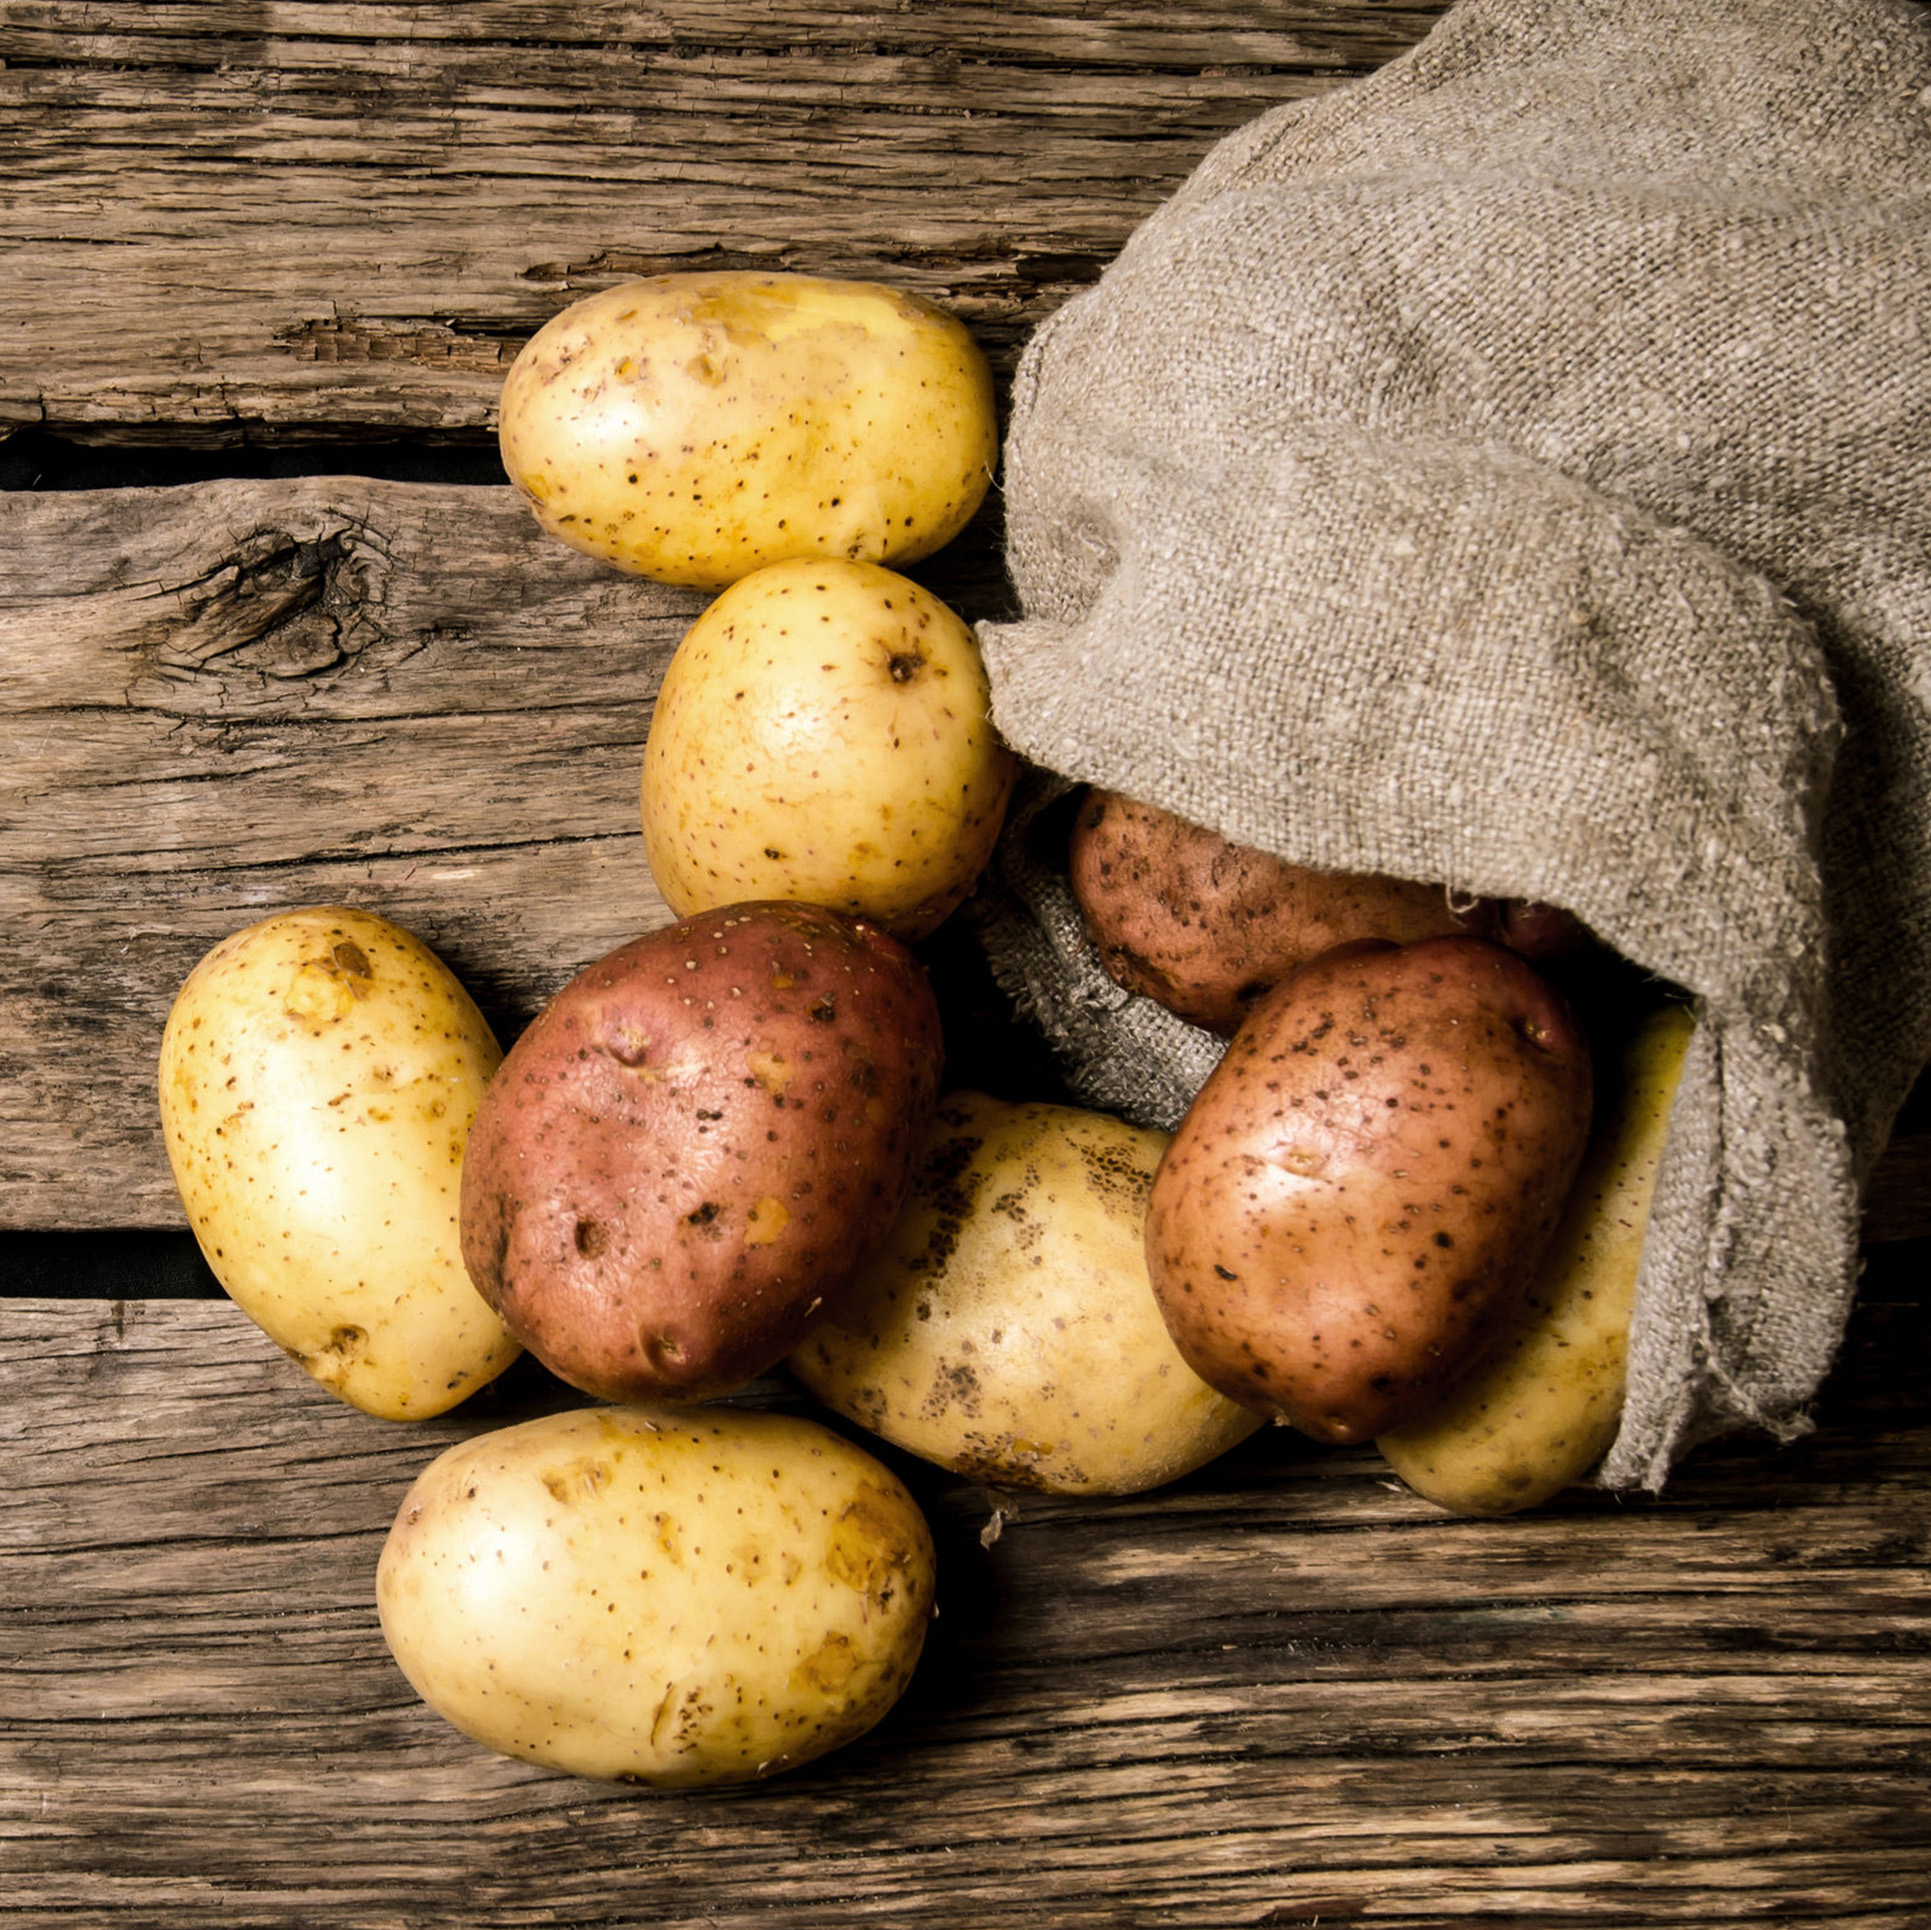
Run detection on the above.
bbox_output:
[968,0,1931,1488]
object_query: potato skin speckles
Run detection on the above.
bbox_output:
[1069,789,1590,1034]
[376,1404,936,1787]
[1378,1001,1695,1514]
[789,1090,1261,1495]
[640,557,1014,942]
[498,271,997,590]
[458,901,944,1404]
[156,904,521,1420]
[1145,935,1594,1444]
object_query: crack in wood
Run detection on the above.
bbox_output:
[275,316,523,370]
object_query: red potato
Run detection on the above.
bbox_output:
[1067,788,1587,1033]
[1495,894,1592,963]
[459,901,944,1403]
[1145,935,1593,1443]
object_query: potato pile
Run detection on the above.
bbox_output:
[157,271,1693,1792]
[1066,793,1694,1506]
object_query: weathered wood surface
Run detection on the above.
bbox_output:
[2,0,1449,1224]
[8,475,1930,1237]
[1,0,1451,445]
[2,478,689,1226]
[3,1249,1928,1929]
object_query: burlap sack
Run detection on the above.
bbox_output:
[968,0,1931,1489]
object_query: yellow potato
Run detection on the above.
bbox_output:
[789,1090,1264,1494]
[498,271,998,589]
[640,557,1015,940]
[1377,1000,1696,1515]
[376,1404,936,1786]
[157,906,520,1419]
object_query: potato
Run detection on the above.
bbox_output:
[377,1404,936,1786]
[1146,935,1593,1443]
[789,1090,1262,1495]
[498,271,997,589]
[1068,789,1501,1035]
[459,901,945,1404]
[1494,895,1592,963]
[640,557,1014,942]
[1378,1000,1695,1514]
[157,906,520,1419]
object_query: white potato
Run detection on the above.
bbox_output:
[789,1090,1264,1494]
[157,905,519,1419]
[1377,1000,1696,1515]
[640,557,1014,940]
[376,1404,936,1786]
[498,271,997,589]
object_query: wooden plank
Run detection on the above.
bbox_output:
[0,0,1451,445]
[1863,1129,1931,1245]
[1,477,703,1227]
[2,1280,1927,1927]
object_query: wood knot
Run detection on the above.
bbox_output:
[163,526,362,678]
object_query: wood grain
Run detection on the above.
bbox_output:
[2,1277,1927,1928]
[2,478,698,1225]
[0,474,1016,1232]
[0,0,1451,445]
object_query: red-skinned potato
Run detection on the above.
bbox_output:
[1068,788,1586,1033]
[459,901,944,1403]
[1494,895,1591,963]
[1145,935,1593,1444]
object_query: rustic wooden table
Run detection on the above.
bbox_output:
[4,6,1928,1926]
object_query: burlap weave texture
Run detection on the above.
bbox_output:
[970,0,1931,1487]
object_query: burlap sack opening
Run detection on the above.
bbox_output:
[966,0,1931,1489]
